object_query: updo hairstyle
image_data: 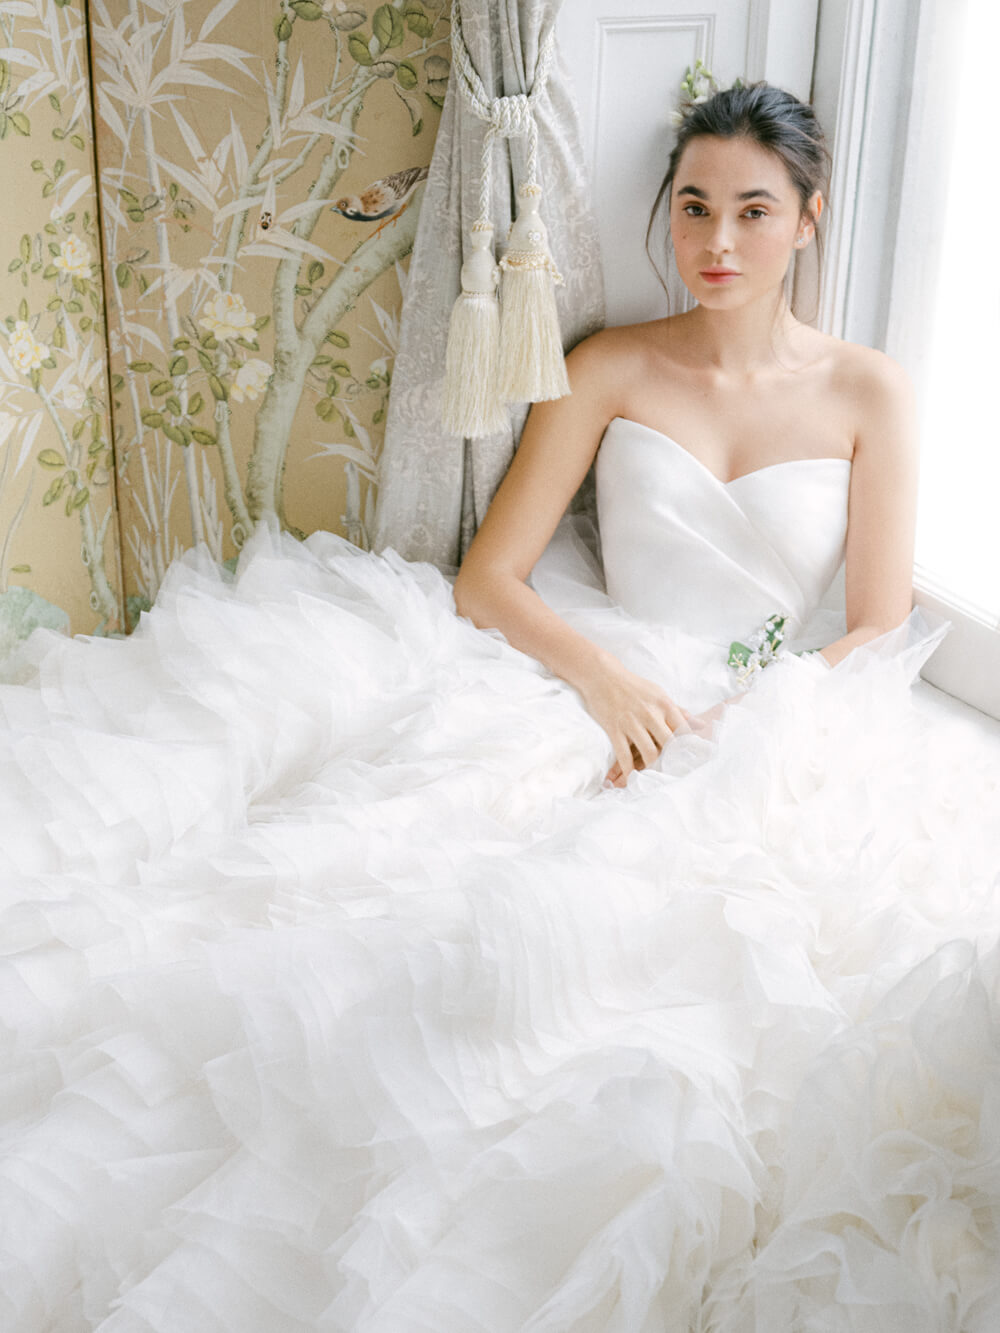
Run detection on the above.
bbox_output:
[646,81,832,318]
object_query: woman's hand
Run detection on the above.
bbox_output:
[576,655,693,788]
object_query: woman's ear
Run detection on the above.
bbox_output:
[795,192,823,248]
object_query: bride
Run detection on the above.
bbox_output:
[3,82,1000,1333]
[455,80,915,787]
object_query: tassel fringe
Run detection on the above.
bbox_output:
[441,291,506,437]
[497,265,569,402]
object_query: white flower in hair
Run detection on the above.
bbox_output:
[671,60,745,128]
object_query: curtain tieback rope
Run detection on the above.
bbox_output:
[440,5,569,440]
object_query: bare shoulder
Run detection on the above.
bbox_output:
[565,320,670,413]
[829,340,915,420]
[807,339,916,472]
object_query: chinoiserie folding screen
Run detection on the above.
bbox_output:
[0,0,816,653]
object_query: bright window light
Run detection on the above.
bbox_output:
[913,0,1000,620]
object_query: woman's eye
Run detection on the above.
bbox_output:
[743,207,767,219]
[683,204,707,217]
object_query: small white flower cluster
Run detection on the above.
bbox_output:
[728,613,789,689]
[669,60,745,128]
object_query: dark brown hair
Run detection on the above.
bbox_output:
[646,81,832,320]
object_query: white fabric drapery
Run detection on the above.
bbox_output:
[372,0,605,570]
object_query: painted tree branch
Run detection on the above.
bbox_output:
[245,185,425,523]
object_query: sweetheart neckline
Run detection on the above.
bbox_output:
[606,416,853,487]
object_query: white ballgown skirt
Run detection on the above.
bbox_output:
[1,519,999,1332]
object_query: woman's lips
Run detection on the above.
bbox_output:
[700,270,739,284]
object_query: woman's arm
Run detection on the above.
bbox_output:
[454,331,691,786]
[817,350,919,667]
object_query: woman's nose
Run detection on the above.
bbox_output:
[706,218,734,256]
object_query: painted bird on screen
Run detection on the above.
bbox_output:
[330,166,430,236]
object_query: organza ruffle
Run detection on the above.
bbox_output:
[1,520,998,1331]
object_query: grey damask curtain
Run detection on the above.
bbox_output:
[371,0,605,570]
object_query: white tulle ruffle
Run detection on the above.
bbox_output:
[1,520,999,1331]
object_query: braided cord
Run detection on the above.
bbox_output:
[450,2,555,223]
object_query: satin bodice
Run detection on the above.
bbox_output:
[595,417,851,644]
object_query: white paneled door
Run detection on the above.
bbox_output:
[556,0,819,327]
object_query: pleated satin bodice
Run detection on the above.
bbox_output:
[595,416,852,644]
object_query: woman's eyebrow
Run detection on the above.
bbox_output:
[675,185,781,202]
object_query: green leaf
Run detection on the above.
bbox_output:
[116,262,131,288]
[190,428,216,446]
[315,398,336,421]
[326,329,350,348]
[311,355,333,367]
[373,407,384,424]
[53,159,65,178]
[274,13,293,41]
[127,360,154,372]
[150,379,173,396]
[411,117,423,137]
[119,188,140,206]
[11,112,30,136]
[169,354,188,376]
[307,260,325,284]
[163,424,189,445]
[52,322,65,349]
[71,417,86,440]
[10,565,31,574]
[291,0,324,17]
[140,410,164,428]
[71,487,90,511]
[166,395,182,416]
[348,33,373,65]
[38,449,65,468]
[43,264,59,279]
[126,594,152,630]
[18,298,28,320]
[254,314,271,331]
[172,335,191,348]
[208,374,228,401]
[197,350,215,373]
[424,92,445,111]
[30,159,43,171]
[330,360,351,376]
[187,392,204,415]
[70,135,85,150]
[405,11,433,37]
[20,234,31,263]
[42,181,56,197]
[371,59,397,79]
[373,4,404,48]
[332,9,366,30]
[8,258,22,273]
[396,61,418,90]
[326,377,339,396]
[127,208,145,223]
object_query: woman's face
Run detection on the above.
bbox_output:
[667,134,819,309]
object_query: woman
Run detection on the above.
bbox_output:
[3,84,1000,1332]
[455,82,917,788]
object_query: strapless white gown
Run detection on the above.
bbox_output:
[2,417,999,1331]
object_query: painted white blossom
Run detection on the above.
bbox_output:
[198,291,257,340]
[230,357,273,403]
[62,383,87,411]
[54,234,93,278]
[9,321,50,374]
[369,357,387,377]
